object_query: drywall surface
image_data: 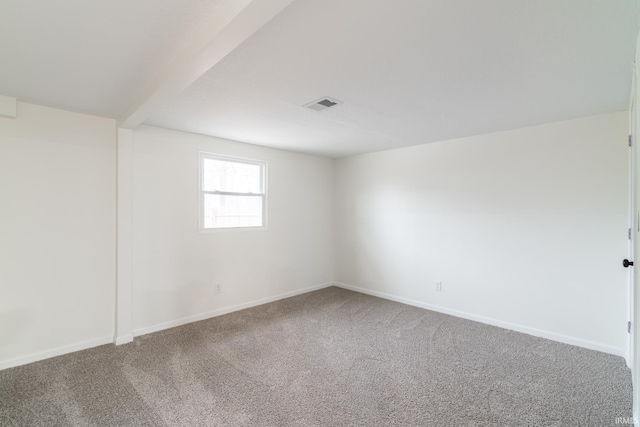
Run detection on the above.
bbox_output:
[334,112,629,355]
[132,125,334,332]
[0,102,116,368]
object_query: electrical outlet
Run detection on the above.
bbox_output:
[215,283,222,294]
[435,281,442,292]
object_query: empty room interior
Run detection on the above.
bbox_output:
[2,0,640,425]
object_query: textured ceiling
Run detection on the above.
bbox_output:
[146,0,639,157]
[0,0,638,158]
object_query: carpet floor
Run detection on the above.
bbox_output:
[0,287,633,426]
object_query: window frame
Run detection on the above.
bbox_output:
[198,152,268,232]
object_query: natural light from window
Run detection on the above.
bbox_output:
[200,153,266,230]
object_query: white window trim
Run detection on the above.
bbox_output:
[198,152,268,232]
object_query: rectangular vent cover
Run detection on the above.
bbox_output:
[304,97,342,111]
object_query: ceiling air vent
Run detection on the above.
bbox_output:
[304,97,342,111]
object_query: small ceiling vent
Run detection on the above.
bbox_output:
[304,97,342,111]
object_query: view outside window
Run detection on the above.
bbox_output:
[200,154,266,229]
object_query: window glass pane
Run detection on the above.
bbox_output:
[203,194,263,228]
[203,158,261,193]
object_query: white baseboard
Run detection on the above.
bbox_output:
[3,281,620,371]
[0,282,333,371]
[0,336,112,371]
[114,333,134,346]
[132,282,334,338]
[334,282,625,357]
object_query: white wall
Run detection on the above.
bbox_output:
[131,125,334,333]
[0,105,628,368]
[0,102,116,368]
[334,112,629,355]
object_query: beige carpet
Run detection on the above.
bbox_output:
[0,287,632,426]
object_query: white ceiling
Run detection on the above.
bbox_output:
[1,1,638,158]
[0,0,229,117]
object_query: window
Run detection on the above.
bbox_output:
[199,152,267,230]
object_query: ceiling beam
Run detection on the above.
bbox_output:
[118,0,296,129]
